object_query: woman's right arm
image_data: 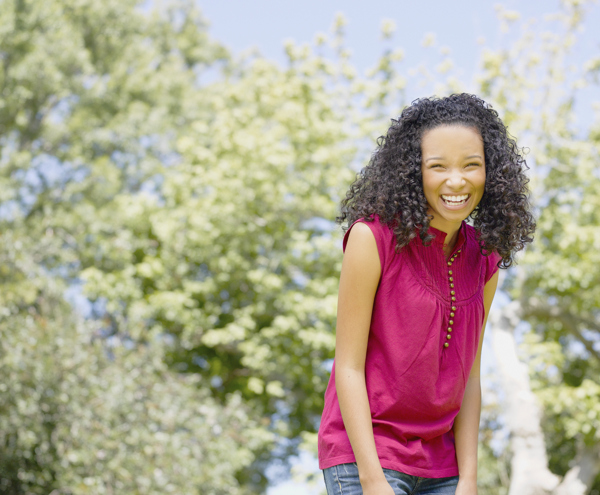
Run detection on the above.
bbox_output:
[335,222,393,494]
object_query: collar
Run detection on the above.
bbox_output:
[425,221,467,252]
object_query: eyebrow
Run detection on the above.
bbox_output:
[425,154,483,162]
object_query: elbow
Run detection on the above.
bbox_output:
[334,361,365,385]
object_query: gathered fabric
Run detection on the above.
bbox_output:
[318,214,501,478]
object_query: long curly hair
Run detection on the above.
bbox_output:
[337,93,535,268]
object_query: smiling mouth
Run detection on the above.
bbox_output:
[441,194,470,206]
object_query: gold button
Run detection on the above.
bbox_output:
[450,283,454,288]
[448,270,453,275]
[450,290,455,295]
[446,334,452,340]
[448,327,452,332]
[450,312,455,317]
[449,320,454,325]
[444,342,449,348]
[458,249,461,253]
[449,277,453,282]
[452,306,457,311]
[451,296,456,301]
[447,261,452,266]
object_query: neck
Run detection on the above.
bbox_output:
[442,229,459,257]
[429,218,462,257]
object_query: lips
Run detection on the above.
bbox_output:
[441,194,470,208]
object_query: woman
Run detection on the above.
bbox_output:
[318,94,535,495]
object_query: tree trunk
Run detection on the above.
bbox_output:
[489,300,559,495]
[488,300,600,495]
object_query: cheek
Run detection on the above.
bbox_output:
[421,173,436,197]
[478,172,487,191]
[472,169,486,191]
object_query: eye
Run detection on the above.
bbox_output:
[429,164,444,169]
[466,162,481,167]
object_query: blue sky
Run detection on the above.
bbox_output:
[198,0,600,134]
[194,2,600,493]
[198,0,565,74]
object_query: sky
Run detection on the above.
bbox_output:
[198,0,600,133]
[194,1,600,493]
[199,0,513,72]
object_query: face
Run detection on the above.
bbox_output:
[420,125,486,233]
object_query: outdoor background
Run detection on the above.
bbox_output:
[0,0,599,494]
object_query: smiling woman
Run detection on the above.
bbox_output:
[421,126,486,256]
[318,94,536,495]
[336,93,535,268]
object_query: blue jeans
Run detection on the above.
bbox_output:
[323,463,459,495]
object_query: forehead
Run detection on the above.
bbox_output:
[421,125,484,156]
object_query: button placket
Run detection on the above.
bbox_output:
[444,248,461,349]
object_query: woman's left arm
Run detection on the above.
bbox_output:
[453,270,499,495]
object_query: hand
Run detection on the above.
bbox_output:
[455,477,478,495]
[361,476,395,495]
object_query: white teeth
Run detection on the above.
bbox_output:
[441,194,469,203]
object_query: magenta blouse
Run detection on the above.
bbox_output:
[318,214,501,478]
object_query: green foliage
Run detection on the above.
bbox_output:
[521,332,600,491]
[0,234,268,494]
[78,30,363,491]
[0,0,268,493]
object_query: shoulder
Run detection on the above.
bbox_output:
[343,214,396,270]
[346,221,376,247]
[463,223,502,282]
[341,221,382,282]
[343,214,391,250]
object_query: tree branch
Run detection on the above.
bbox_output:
[553,443,600,495]
[522,298,600,362]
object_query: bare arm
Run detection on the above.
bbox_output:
[453,270,499,495]
[334,223,393,494]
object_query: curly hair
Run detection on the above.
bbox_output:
[337,93,536,268]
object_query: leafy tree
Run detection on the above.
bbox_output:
[78,19,362,490]
[0,0,266,493]
[0,230,266,494]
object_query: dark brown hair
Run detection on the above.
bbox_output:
[337,93,535,268]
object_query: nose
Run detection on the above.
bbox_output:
[446,169,466,189]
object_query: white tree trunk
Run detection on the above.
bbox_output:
[488,301,559,495]
[488,300,599,495]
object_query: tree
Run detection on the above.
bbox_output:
[0,1,268,493]
[77,17,362,491]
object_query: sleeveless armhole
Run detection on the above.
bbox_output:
[342,216,388,273]
[484,251,502,284]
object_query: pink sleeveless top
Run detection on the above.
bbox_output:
[318,214,501,478]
